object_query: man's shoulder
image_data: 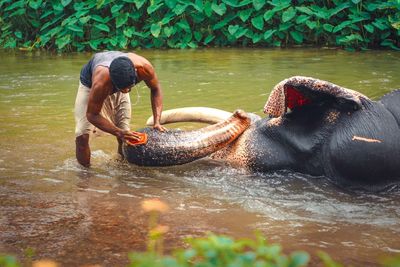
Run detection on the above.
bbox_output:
[127,52,152,64]
[92,66,110,86]
[93,65,109,77]
[126,53,155,80]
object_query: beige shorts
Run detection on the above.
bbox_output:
[74,82,131,137]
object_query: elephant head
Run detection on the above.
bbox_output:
[123,76,400,188]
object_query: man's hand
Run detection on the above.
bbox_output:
[153,123,167,132]
[116,129,142,141]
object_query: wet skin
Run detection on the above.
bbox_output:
[75,52,167,167]
[123,77,400,189]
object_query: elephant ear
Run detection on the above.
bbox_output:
[264,76,369,117]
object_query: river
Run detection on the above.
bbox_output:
[0,48,399,266]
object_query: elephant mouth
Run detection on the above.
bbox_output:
[264,76,368,117]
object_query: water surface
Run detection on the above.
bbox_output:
[0,49,399,266]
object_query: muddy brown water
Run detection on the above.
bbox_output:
[0,49,399,266]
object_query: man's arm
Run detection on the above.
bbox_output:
[144,68,167,132]
[87,68,140,140]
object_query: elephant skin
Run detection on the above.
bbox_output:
[124,76,400,188]
[123,110,251,166]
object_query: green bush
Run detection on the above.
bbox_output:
[128,234,400,267]
[129,234,312,267]
[2,234,400,266]
[0,0,399,51]
[0,254,19,267]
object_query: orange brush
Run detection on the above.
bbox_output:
[126,131,148,146]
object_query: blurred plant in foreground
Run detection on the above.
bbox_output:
[2,198,400,266]
[141,198,170,255]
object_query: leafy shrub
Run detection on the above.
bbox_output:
[129,233,312,267]
[2,199,400,266]
[0,254,19,267]
[128,234,400,267]
[2,238,400,267]
[0,0,399,51]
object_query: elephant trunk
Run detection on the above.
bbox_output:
[146,107,232,125]
[123,110,251,166]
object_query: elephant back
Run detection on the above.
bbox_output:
[323,98,400,188]
[379,89,400,127]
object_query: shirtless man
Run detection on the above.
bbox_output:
[74,51,167,167]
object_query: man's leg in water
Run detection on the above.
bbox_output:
[74,82,94,167]
[76,134,90,167]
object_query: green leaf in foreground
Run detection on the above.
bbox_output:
[228,25,239,35]
[150,23,161,37]
[111,4,123,14]
[290,251,310,267]
[211,2,227,16]
[116,13,129,28]
[252,33,263,43]
[323,24,334,33]
[4,1,24,11]
[134,0,146,9]
[306,20,317,30]
[296,15,309,24]
[253,0,265,11]
[251,15,264,30]
[282,7,296,22]
[264,29,276,40]
[14,31,22,39]
[123,28,134,38]
[364,24,374,33]
[264,10,275,22]
[173,4,187,15]
[89,39,102,50]
[381,39,400,50]
[29,0,42,9]
[235,28,247,38]
[204,35,215,44]
[61,0,72,7]
[147,3,164,14]
[239,9,252,22]
[176,19,191,33]
[3,38,17,48]
[95,24,110,32]
[163,26,175,37]
[194,31,202,42]
[55,35,71,49]
[290,31,303,43]
[67,25,83,32]
[0,254,19,267]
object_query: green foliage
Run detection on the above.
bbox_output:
[383,256,400,267]
[0,0,399,51]
[2,238,400,266]
[127,234,400,267]
[0,254,19,267]
[129,233,312,267]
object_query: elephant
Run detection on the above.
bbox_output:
[123,76,400,188]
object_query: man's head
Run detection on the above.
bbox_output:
[109,56,136,92]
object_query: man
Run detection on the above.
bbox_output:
[75,51,167,167]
